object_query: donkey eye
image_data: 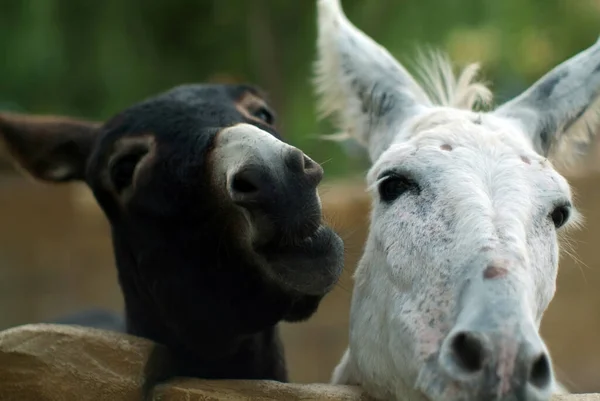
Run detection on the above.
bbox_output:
[550,205,570,229]
[110,151,146,193]
[378,176,417,202]
[252,107,274,125]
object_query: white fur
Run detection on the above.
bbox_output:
[315,1,597,400]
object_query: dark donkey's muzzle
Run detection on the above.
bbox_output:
[212,123,325,244]
[437,273,554,401]
[210,123,343,296]
[229,145,323,240]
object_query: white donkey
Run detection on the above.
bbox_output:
[315,1,599,400]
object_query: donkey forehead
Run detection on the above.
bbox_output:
[370,109,572,198]
[102,83,272,137]
[161,83,268,108]
[402,109,535,153]
[95,83,278,157]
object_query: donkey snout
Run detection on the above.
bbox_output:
[228,146,323,208]
[227,144,324,242]
[439,328,553,400]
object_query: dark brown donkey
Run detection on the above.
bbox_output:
[0,83,344,381]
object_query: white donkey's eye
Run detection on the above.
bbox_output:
[378,175,418,202]
[550,204,570,229]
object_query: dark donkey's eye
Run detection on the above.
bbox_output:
[110,150,147,193]
[378,175,418,202]
[550,204,570,229]
[252,107,274,125]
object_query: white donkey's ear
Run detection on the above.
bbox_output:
[495,38,600,165]
[314,0,430,161]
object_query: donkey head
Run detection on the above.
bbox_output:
[316,0,598,400]
[0,84,344,356]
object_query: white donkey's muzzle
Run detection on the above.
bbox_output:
[437,274,554,401]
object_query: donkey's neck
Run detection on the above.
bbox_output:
[110,231,289,382]
[123,298,287,381]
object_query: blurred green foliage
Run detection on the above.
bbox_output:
[1,0,599,178]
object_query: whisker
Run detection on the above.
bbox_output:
[318,158,334,167]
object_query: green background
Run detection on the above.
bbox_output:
[1,0,598,178]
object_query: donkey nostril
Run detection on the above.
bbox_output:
[529,353,551,389]
[284,148,323,185]
[303,155,323,183]
[230,169,266,207]
[450,332,486,374]
[302,154,316,170]
[284,148,306,173]
[231,171,260,194]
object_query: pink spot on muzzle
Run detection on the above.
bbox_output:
[483,264,509,280]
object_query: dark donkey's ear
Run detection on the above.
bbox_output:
[0,112,101,182]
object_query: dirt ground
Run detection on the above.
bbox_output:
[0,172,599,392]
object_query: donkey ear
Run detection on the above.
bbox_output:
[495,38,600,165]
[0,112,101,182]
[314,0,431,161]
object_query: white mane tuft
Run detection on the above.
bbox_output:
[410,48,493,111]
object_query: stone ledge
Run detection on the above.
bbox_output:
[0,324,598,401]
